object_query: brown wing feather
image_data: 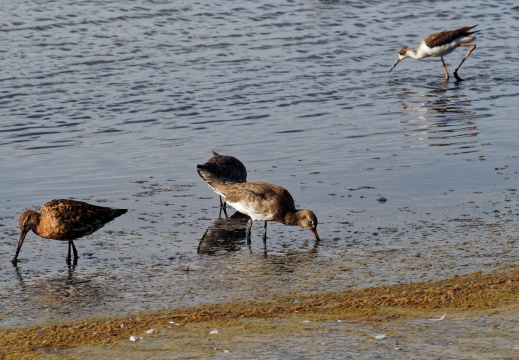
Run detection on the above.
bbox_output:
[209,182,296,221]
[197,152,247,184]
[425,26,479,48]
[37,199,127,240]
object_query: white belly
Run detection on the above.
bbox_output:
[226,200,273,222]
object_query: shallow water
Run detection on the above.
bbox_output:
[1,0,519,355]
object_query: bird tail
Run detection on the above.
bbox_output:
[466,25,480,36]
[113,209,128,217]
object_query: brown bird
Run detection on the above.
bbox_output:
[207,181,319,242]
[13,199,127,265]
[389,25,479,81]
[197,151,247,209]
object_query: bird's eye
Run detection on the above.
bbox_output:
[309,220,314,226]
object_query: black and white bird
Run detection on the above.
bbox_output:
[389,25,479,81]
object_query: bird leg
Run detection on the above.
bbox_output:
[262,222,268,257]
[218,205,228,218]
[246,220,253,245]
[219,197,228,217]
[454,44,476,81]
[441,56,449,81]
[66,240,78,264]
[246,220,253,237]
[71,240,78,259]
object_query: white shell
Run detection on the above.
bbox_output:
[129,335,140,342]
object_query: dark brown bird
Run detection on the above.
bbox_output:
[197,151,247,208]
[207,181,319,242]
[13,199,127,265]
[389,25,479,81]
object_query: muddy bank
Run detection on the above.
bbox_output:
[3,267,519,359]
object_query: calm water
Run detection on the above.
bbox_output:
[1,0,519,353]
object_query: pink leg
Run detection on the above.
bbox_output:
[441,56,449,81]
[454,44,476,81]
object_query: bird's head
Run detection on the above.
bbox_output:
[389,47,412,72]
[296,209,320,241]
[19,210,39,234]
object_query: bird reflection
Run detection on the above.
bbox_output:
[13,264,102,307]
[198,211,250,255]
[198,210,320,259]
[393,86,479,153]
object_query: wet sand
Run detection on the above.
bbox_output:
[3,267,519,359]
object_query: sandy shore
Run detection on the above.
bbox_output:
[3,267,519,359]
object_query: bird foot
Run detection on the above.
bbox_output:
[11,257,18,266]
[453,70,464,81]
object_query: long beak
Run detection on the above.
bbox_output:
[388,59,401,73]
[312,230,320,242]
[12,231,27,265]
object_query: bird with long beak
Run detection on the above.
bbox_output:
[389,25,479,81]
[13,199,127,265]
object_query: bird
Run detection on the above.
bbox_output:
[207,181,320,243]
[197,151,247,209]
[12,199,127,265]
[389,25,479,81]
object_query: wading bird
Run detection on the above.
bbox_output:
[207,181,319,243]
[13,199,127,265]
[389,25,479,81]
